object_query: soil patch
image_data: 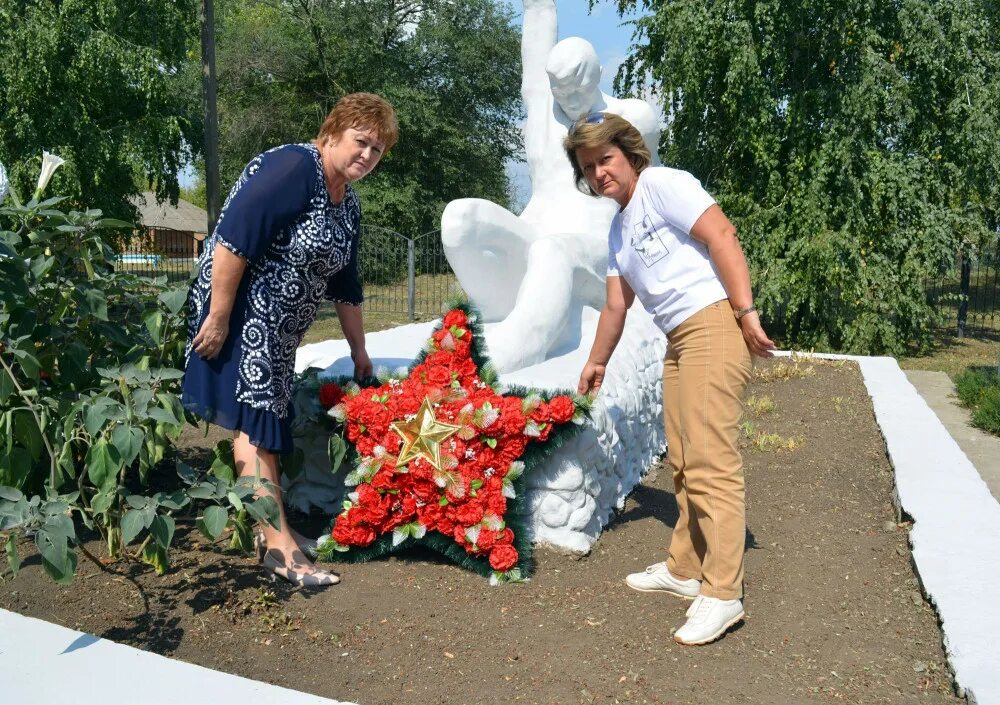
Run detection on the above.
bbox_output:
[1,359,959,705]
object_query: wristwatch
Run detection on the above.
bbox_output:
[734,305,757,320]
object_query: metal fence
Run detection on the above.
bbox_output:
[116,225,456,320]
[926,234,1000,338]
[119,227,998,337]
[355,225,455,319]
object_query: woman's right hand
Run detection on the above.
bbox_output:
[577,360,607,396]
[192,312,230,360]
[738,311,776,358]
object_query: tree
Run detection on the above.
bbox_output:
[609,0,1000,354]
[0,0,203,220]
[211,0,523,238]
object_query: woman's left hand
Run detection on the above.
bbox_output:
[739,311,776,358]
[352,347,373,380]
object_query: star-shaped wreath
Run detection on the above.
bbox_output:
[303,304,589,583]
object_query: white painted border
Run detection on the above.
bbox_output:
[776,351,1000,704]
[0,609,354,705]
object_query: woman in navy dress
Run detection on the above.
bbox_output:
[182,93,398,587]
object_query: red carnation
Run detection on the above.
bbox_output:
[319,383,345,409]
[455,501,485,527]
[426,366,451,386]
[487,492,507,517]
[476,528,497,551]
[443,310,468,328]
[489,544,519,572]
[548,396,576,423]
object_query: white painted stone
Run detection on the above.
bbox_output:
[440,0,661,373]
[0,608,353,705]
[290,304,665,554]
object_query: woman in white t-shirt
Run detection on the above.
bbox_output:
[565,113,775,646]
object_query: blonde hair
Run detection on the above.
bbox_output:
[317,92,399,151]
[563,113,651,196]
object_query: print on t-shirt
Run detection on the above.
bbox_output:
[631,214,670,267]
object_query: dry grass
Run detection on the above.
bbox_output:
[745,394,776,415]
[752,354,817,383]
[899,330,1000,380]
[738,419,802,452]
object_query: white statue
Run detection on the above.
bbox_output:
[0,161,8,205]
[441,0,660,372]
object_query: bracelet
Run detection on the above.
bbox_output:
[734,305,757,320]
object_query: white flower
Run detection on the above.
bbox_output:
[0,161,8,204]
[35,151,65,198]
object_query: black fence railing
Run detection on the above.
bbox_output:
[926,234,1000,338]
[116,228,200,285]
[116,225,457,320]
[120,227,998,339]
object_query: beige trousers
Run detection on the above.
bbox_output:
[663,299,752,600]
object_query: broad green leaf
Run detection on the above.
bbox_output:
[176,461,198,483]
[158,287,188,315]
[329,434,347,473]
[186,483,216,500]
[85,440,120,491]
[36,528,77,584]
[226,491,244,513]
[111,424,143,466]
[9,347,40,379]
[120,509,145,545]
[200,505,228,540]
[90,490,115,515]
[155,489,188,511]
[149,514,175,550]
[5,536,20,576]
[78,288,108,321]
[209,439,236,483]
[245,495,280,530]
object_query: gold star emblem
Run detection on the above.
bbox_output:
[391,397,461,471]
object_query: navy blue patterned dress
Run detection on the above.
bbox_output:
[182,143,363,453]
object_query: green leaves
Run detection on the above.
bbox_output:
[613,0,1000,355]
[198,505,229,541]
[85,440,120,491]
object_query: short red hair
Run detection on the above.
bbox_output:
[317,92,399,151]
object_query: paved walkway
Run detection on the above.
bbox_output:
[905,369,1000,503]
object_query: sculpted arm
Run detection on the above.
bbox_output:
[521,0,558,116]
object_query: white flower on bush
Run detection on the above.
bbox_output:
[35,150,65,198]
[0,161,8,204]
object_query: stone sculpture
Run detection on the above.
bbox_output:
[441,0,660,372]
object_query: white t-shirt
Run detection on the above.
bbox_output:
[607,167,727,334]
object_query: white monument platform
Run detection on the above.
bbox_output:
[291,304,666,554]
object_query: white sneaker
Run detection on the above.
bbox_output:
[624,562,701,598]
[673,596,744,645]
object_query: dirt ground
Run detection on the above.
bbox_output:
[1,358,960,705]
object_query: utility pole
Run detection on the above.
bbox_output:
[201,0,221,240]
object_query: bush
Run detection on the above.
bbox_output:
[954,367,1000,436]
[0,162,278,583]
[971,387,1000,436]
